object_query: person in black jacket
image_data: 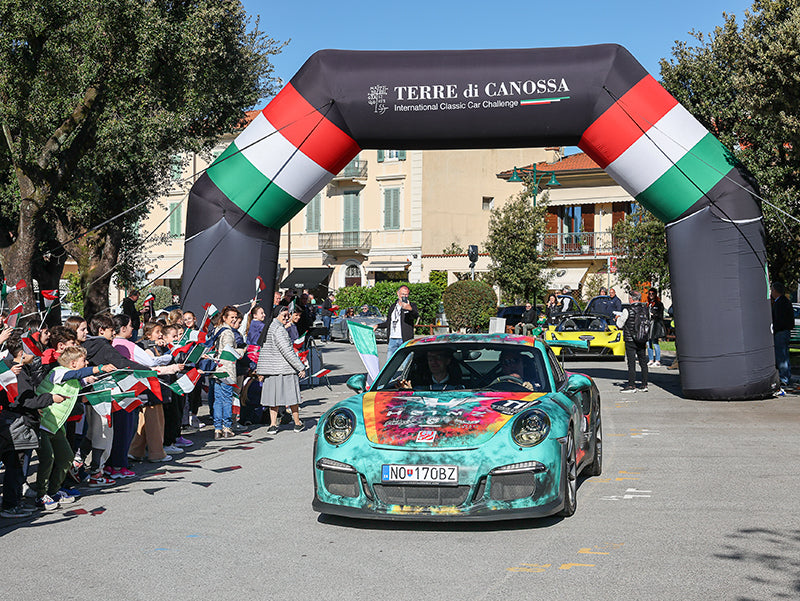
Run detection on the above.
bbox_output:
[1,333,65,517]
[616,290,649,393]
[771,282,794,391]
[376,285,419,360]
[121,290,141,341]
[514,302,539,336]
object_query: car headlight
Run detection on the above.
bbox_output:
[511,409,550,447]
[323,408,356,445]
[613,332,621,342]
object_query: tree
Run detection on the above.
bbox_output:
[0,0,284,315]
[484,184,552,304]
[659,0,800,289]
[442,280,497,332]
[612,205,670,291]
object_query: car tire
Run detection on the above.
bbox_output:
[557,429,578,517]
[585,410,603,477]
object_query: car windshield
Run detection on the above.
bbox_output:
[555,316,612,332]
[371,342,551,393]
[356,305,382,317]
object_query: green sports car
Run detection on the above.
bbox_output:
[312,333,602,521]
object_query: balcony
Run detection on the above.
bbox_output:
[544,231,622,258]
[332,159,368,182]
[318,231,372,252]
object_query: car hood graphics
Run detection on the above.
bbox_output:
[362,390,545,448]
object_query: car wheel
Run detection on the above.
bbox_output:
[585,410,603,477]
[557,429,578,517]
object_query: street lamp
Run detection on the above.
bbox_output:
[506,164,560,205]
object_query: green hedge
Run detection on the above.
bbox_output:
[442,280,497,332]
[334,282,441,324]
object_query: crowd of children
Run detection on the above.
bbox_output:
[0,301,273,519]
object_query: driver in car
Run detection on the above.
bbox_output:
[498,351,536,391]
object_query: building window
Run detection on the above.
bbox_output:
[383,188,400,230]
[377,150,406,162]
[482,196,494,211]
[170,155,183,181]
[169,201,182,238]
[306,194,321,233]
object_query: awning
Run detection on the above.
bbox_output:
[364,261,410,272]
[548,266,589,291]
[280,267,333,290]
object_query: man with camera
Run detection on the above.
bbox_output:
[376,285,419,360]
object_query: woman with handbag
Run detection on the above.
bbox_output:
[1,332,65,518]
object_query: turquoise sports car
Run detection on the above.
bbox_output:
[313,333,602,521]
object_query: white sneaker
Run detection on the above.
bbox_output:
[647,360,654,366]
[22,483,37,499]
[653,361,662,367]
[163,445,184,454]
[190,415,201,429]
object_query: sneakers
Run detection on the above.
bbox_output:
[127,454,145,463]
[59,487,81,499]
[652,361,662,367]
[647,360,654,366]
[116,468,136,478]
[175,436,193,447]
[22,482,38,499]
[1,505,35,518]
[104,466,123,479]
[775,388,787,397]
[148,454,173,463]
[88,471,115,487]
[638,386,649,393]
[232,422,248,432]
[266,425,279,435]
[67,461,86,484]
[52,490,76,504]
[163,445,185,454]
[293,422,305,433]
[222,427,235,438]
[36,494,60,511]
[189,415,202,430]
[620,386,637,393]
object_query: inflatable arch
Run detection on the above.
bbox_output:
[181,44,777,400]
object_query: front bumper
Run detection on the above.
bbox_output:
[313,438,567,521]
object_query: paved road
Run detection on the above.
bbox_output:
[2,342,799,601]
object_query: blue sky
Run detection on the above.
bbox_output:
[242,0,754,96]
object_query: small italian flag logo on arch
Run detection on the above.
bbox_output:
[521,96,570,106]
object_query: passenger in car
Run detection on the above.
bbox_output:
[398,349,464,391]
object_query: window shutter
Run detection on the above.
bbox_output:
[384,188,400,230]
[306,194,321,232]
[377,149,385,163]
[398,150,406,161]
[169,202,182,237]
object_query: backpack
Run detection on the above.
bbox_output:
[631,304,651,345]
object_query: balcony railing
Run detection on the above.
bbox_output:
[544,231,623,258]
[332,159,368,181]
[318,231,372,252]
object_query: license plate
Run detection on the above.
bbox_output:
[381,464,458,484]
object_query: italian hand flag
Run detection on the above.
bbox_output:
[86,391,113,427]
[113,370,162,401]
[200,303,219,332]
[1,279,26,300]
[292,335,306,352]
[41,289,58,308]
[169,368,201,395]
[6,303,23,328]
[348,321,380,385]
[21,334,43,357]
[218,345,242,362]
[0,360,19,403]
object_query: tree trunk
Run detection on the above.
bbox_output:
[32,241,68,326]
[0,196,42,313]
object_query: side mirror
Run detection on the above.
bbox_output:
[346,373,368,393]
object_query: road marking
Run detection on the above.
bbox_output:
[619,471,641,474]
[559,563,596,570]
[578,548,610,555]
[507,564,552,573]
